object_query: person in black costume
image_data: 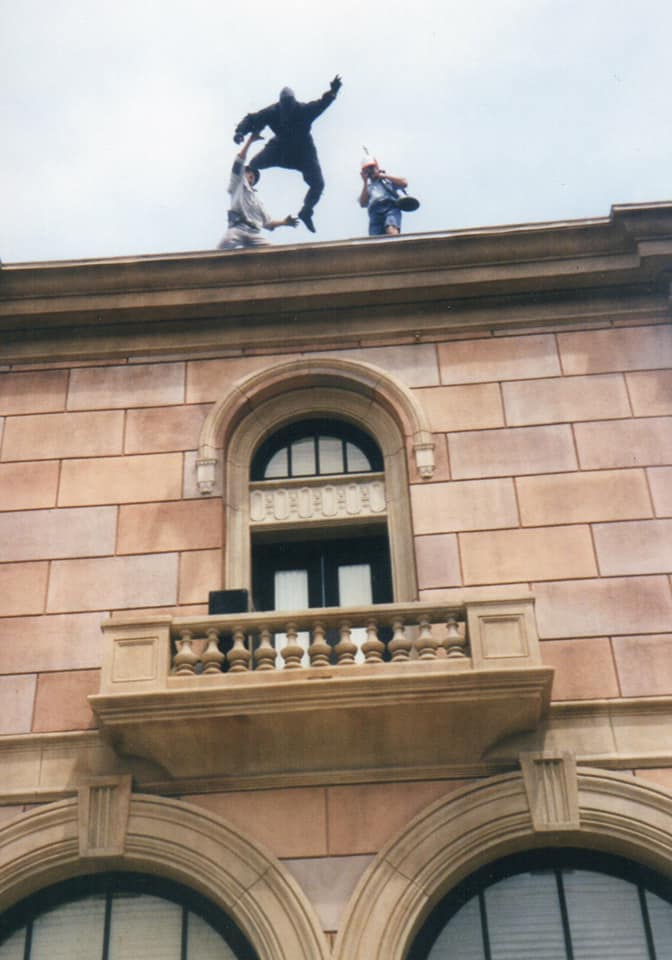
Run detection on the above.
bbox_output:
[233,75,342,233]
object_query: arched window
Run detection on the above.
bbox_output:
[408,850,672,960]
[250,418,393,619]
[197,357,436,606]
[0,874,257,960]
[251,419,383,481]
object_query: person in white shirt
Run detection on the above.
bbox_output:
[218,134,298,250]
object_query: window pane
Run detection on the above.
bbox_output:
[274,569,310,667]
[338,564,373,664]
[274,570,309,610]
[186,911,239,959]
[427,896,484,959]
[290,438,316,476]
[108,894,182,960]
[346,441,372,473]
[0,930,26,960]
[30,896,106,960]
[263,448,288,479]
[486,872,566,959]
[646,889,672,955]
[318,436,344,474]
[338,564,373,606]
[564,871,649,959]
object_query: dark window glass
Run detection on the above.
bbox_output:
[251,419,382,481]
[0,874,257,960]
[252,534,392,612]
[408,850,672,960]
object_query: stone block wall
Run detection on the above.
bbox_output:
[0,319,670,736]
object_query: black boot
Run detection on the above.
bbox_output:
[298,208,316,233]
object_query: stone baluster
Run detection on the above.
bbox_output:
[361,619,385,663]
[255,628,276,671]
[174,629,200,675]
[201,627,225,674]
[415,617,438,660]
[281,622,305,669]
[227,627,251,673]
[443,615,468,659]
[334,620,358,665]
[309,621,331,667]
[388,619,411,662]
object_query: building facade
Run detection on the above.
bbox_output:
[1,204,671,958]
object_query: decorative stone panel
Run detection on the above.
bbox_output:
[250,476,386,527]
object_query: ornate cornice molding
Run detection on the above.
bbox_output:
[1,203,671,363]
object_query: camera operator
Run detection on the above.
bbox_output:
[358,156,408,236]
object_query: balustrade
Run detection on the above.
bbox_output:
[168,603,468,676]
[93,595,548,783]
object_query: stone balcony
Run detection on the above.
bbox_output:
[90,596,553,785]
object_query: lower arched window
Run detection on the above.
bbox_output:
[0,874,257,960]
[409,850,672,960]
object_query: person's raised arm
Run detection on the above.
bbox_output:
[381,171,408,190]
[303,75,343,123]
[237,132,262,162]
[233,105,273,143]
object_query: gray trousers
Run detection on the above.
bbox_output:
[217,225,270,250]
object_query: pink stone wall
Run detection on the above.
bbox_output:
[0,321,670,733]
[412,321,672,702]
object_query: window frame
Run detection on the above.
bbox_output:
[252,530,393,612]
[220,384,419,603]
[407,848,672,960]
[0,872,259,960]
[251,418,383,481]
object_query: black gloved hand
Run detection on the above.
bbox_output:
[330,74,342,94]
[233,132,244,145]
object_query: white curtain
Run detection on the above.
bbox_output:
[338,564,373,664]
[274,569,310,667]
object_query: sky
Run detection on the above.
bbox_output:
[1,0,670,264]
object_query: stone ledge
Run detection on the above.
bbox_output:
[4,697,672,801]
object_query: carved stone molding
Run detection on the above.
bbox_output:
[520,751,580,831]
[250,476,386,526]
[196,356,436,499]
[78,774,132,857]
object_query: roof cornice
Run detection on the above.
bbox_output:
[2,203,671,362]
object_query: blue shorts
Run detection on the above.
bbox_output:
[368,200,401,236]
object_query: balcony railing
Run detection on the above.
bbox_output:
[171,603,468,675]
[90,596,553,786]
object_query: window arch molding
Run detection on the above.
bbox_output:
[0,793,329,960]
[333,767,672,960]
[197,357,434,601]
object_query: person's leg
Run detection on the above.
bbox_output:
[383,205,402,236]
[248,138,281,173]
[368,205,385,236]
[217,228,240,250]
[243,230,270,248]
[297,150,324,232]
[218,226,269,250]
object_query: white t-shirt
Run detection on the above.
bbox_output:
[228,159,271,230]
